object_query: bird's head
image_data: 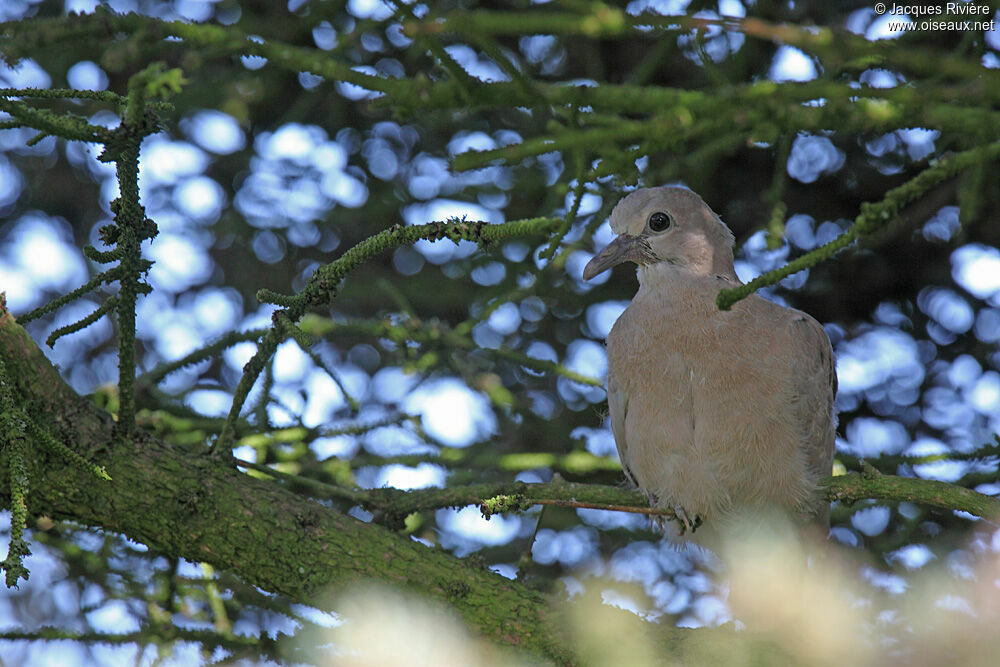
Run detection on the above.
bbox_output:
[582,186,737,282]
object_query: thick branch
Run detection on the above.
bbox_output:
[0,305,573,664]
[824,471,1000,519]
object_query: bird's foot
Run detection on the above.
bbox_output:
[672,505,702,535]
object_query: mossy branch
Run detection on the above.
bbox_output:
[17,268,121,325]
[540,153,588,260]
[276,317,360,411]
[298,314,602,387]
[11,9,998,121]
[1,63,178,441]
[0,353,31,587]
[0,95,109,143]
[410,11,1000,86]
[138,328,269,387]
[716,141,1000,310]
[365,474,1000,523]
[0,350,108,587]
[451,120,651,171]
[232,458,1000,531]
[0,87,124,103]
[212,216,561,454]
[45,296,118,347]
[1,432,30,588]
[0,301,577,663]
[825,472,1000,520]
[0,8,405,99]
[92,63,179,437]
[30,421,111,482]
[296,217,560,308]
[343,447,621,477]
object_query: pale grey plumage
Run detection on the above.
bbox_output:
[584,186,836,542]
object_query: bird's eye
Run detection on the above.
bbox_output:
[648,211,672,232]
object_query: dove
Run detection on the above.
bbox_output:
[583,186,836,542]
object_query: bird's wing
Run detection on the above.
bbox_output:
[607,372,639,487]
[786,313,837,481]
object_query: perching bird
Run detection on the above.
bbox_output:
[583,186,836,542]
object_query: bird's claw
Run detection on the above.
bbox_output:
[673,505,702,535]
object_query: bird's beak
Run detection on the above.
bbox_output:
[583,234,644,280]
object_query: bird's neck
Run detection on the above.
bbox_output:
[637,261,739,296]
[648,230,738,280]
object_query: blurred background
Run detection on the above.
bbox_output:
[2,0,1000,664]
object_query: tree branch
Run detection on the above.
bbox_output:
[824,470,1000,520]
[0,303,574,664]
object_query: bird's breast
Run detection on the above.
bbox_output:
[605,289,816,521]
